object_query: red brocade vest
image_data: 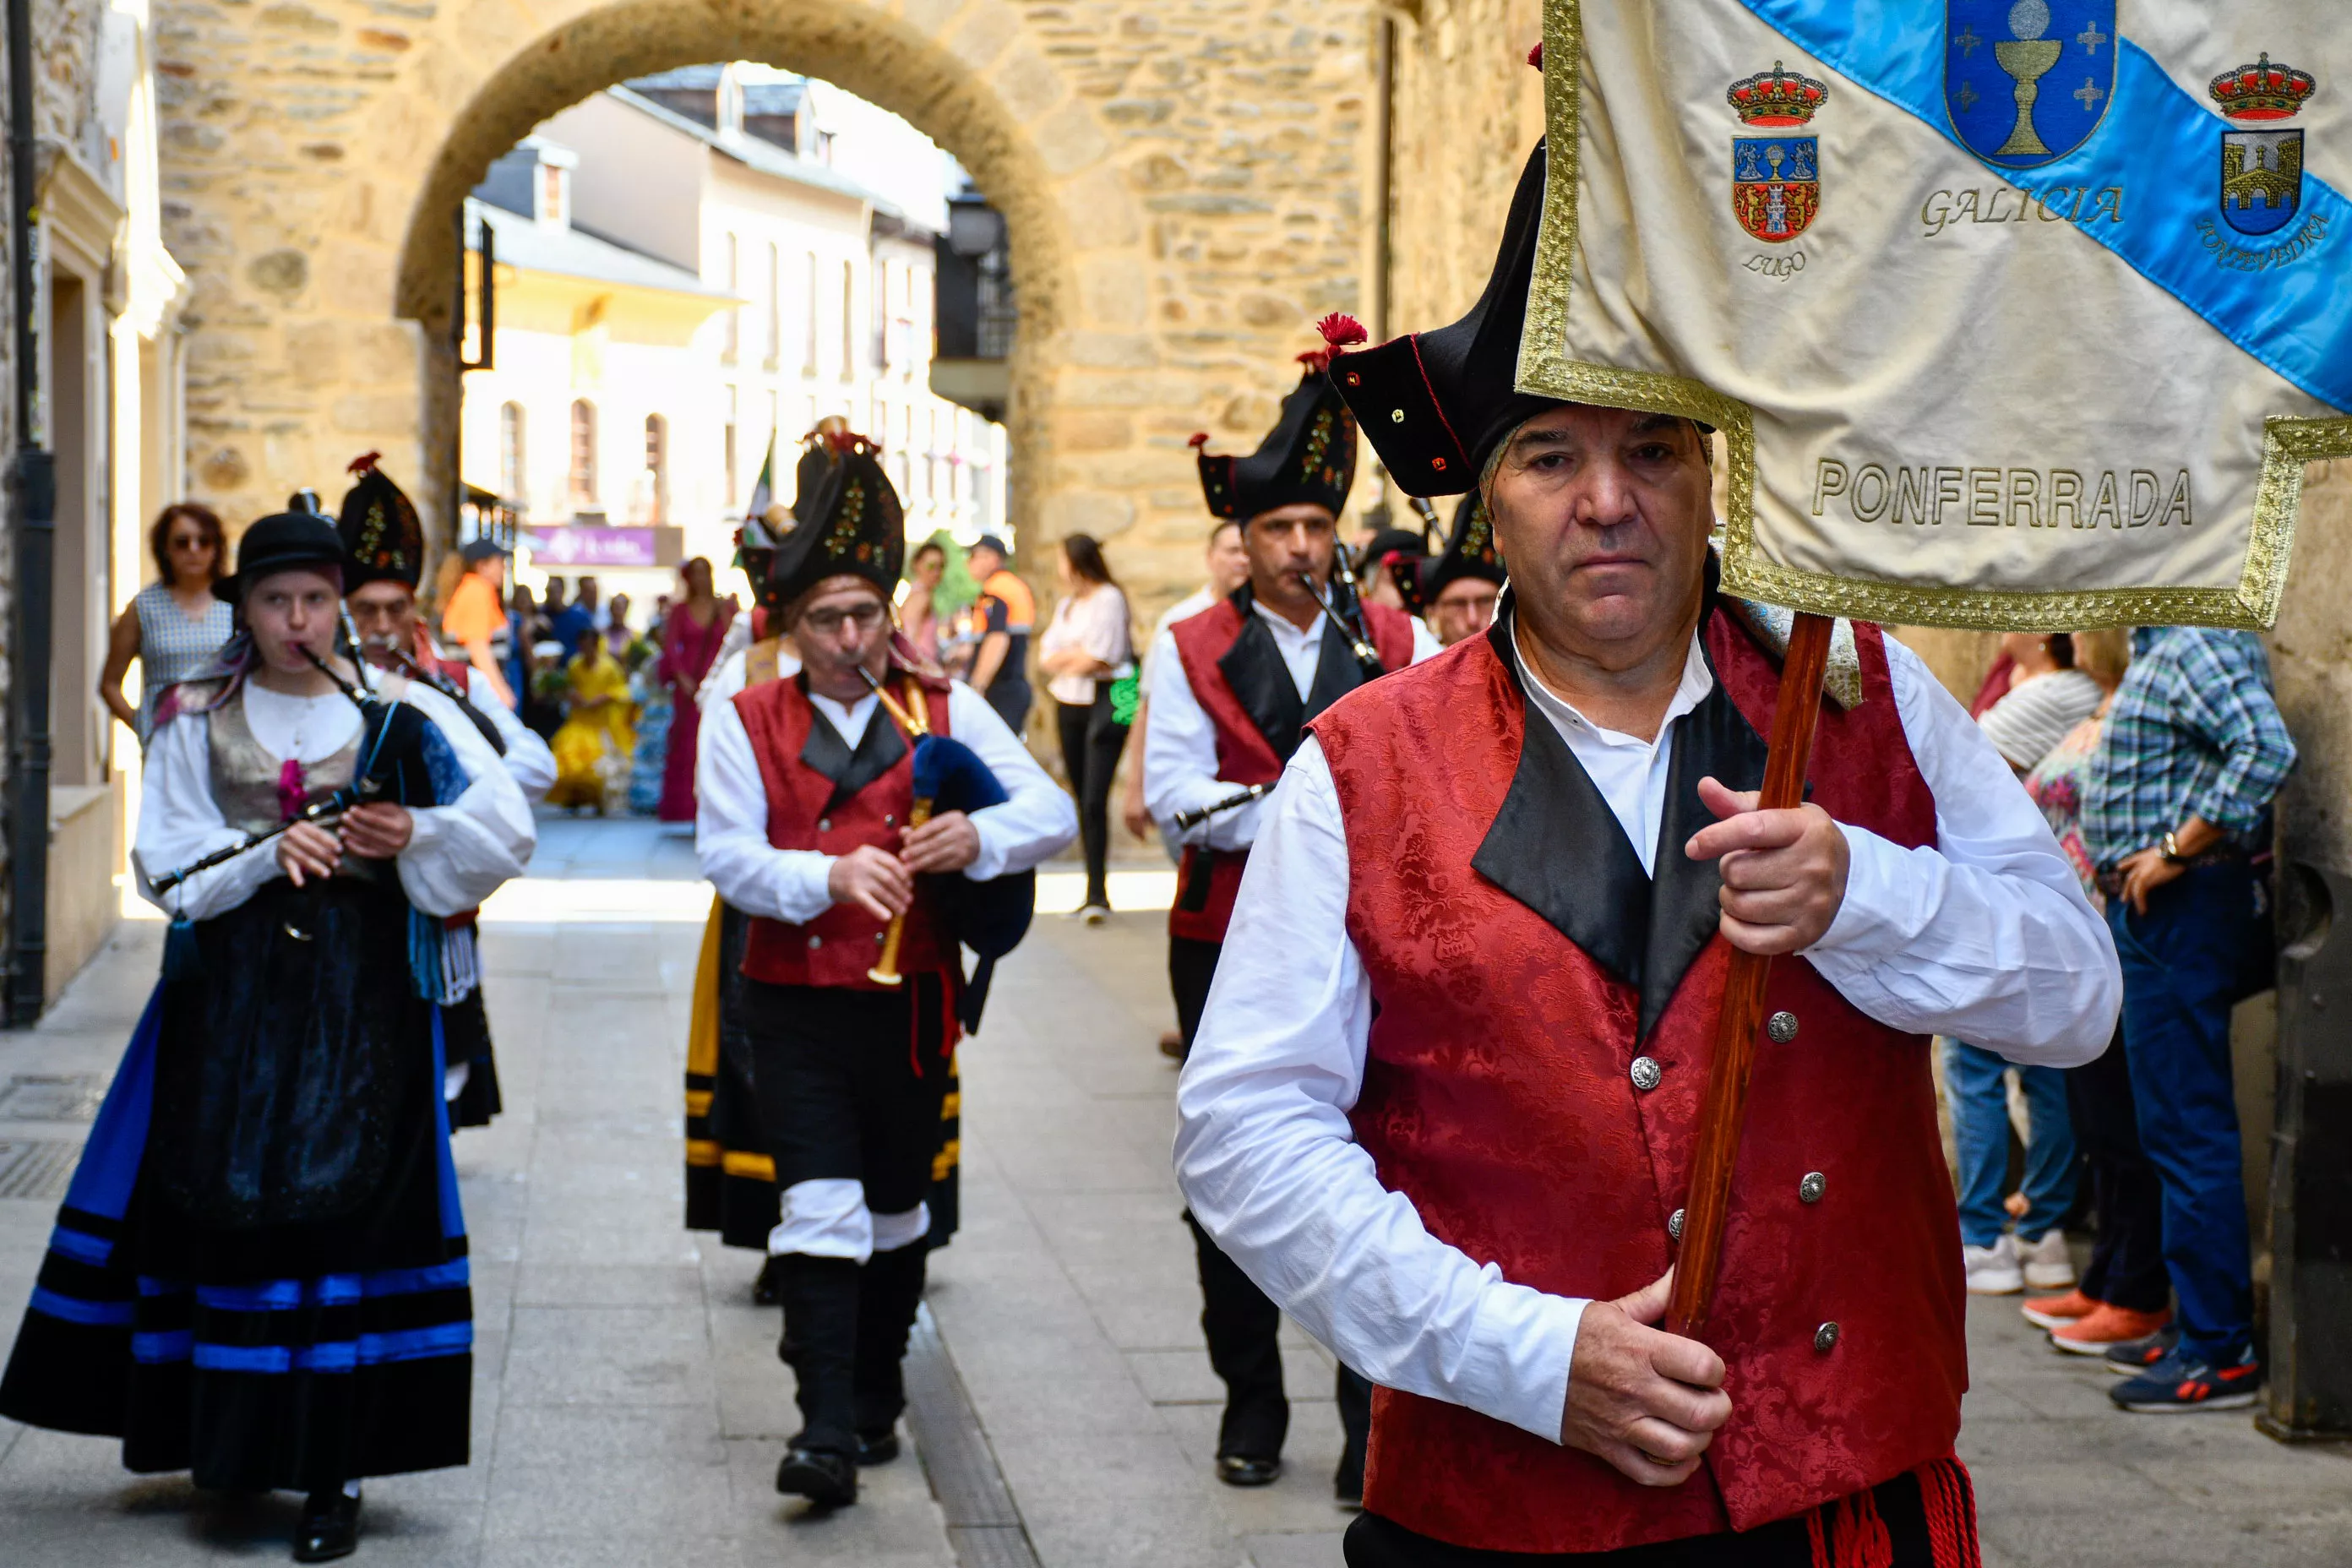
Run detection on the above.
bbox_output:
[1168,594,1416,943]
[1309,608,1964,1554]
[734,675,956,989]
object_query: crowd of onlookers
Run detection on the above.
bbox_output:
[1957,618,2294,1413]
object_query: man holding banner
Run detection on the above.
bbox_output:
[1179,3,2344,1562]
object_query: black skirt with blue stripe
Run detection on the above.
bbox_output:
[0,878,472,1490]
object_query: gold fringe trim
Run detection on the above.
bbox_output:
[1521,0,2348,631]
[931,1139,962,1182]
[686,1140,721,1168]
[723,1151,778,1182]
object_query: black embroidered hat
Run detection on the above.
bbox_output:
[1321,140,1558,498]
[1190,350,1360,524]
[765,423,905,610]
[1420,490,1509,600]
[335,450,426,591]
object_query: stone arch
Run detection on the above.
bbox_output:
[161,0,1379,602]
[384,0,1081,551]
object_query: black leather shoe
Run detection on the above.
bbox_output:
[753,1256,787,1307]
[855,1426,901,1466]
[292,1488,361,1563]
[775,1445,858,1506]
[1216,1454,1281,1488]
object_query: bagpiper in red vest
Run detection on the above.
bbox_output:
[1167,586,1417,944]
[732,669,957,992]
[1308,599,1968,1556]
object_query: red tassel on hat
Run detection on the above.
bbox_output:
[1188,432,1211,449]
[347,450,382,475]
[1527,41,1544,68]
[1317,313,1369,351]
[1296,348,1334,373]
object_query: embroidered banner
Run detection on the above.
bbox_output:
[1519,0,2352,629]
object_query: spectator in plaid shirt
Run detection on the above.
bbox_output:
[2082,625,2295,1413]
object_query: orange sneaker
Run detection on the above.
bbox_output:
[2051,1304,2171,1356]
[2021,1289,2099,1331]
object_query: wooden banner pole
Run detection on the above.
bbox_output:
[1665,610,1836,1339]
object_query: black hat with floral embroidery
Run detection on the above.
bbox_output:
[1420,490,1508,600]
[765,422,905,609]
[1190,348,1359,525]
[335,450,426,591]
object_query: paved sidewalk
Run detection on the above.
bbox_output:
[2,816,2347,1566]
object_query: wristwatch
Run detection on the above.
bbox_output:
[2160,830,2184,863]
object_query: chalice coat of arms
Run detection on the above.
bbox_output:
[1728,61,1826,242]
[1945,0,2116,167]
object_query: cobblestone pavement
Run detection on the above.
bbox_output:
[2,817,2347,1565]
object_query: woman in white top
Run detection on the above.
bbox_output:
[1979,630,2106,772]
[1037,533,1134,922]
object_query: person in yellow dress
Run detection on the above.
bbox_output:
[547,624,635,812]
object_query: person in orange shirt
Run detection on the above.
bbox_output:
[440,539,517,710]
[964,534,1035,732]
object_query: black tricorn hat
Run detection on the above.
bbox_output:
[766,424,905,610]
[1420,491,1508,600]
[336,450,426,592]
[1191,352,1359,523]
[215,511,349,606]
[1322,141,1558,497]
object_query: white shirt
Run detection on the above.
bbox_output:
[137,678,537,923]
[1172,626,2121,1446]
[1143,597,1442,851]
[464,666,556,803]
[1140,587,1217,698]
[695,678,1077,923]
[699,640,804,714]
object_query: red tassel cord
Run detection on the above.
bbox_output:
[1919,1456,1983,1568]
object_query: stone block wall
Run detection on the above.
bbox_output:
[1381,0,1543,341]
[147,0,1388,635]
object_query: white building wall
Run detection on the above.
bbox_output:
[462,73,1010,615]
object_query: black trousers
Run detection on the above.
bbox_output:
[2066,1026,2170,1314]
[742,977,951,1215]
[1055,689,1131,908]
[742,977,953,1454]
[1343,1462,1974,1565]
[1169,935,1222,1057]
[1173,935,1372,1470]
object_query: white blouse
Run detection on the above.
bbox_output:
[1037,585,1133,707]
[136,677,536,923]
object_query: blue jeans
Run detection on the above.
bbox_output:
[2106,860,2259,1362]
[1945,1039,2077,1250]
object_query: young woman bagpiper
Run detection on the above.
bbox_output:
[0,508,536,1561]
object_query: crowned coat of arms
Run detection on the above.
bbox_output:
[2211,52,2316,238]
[1727,62,1825,243]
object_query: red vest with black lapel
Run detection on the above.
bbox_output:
[1309,603,1963,1554]
[734,673,956,988]
[1167,588,1415,943]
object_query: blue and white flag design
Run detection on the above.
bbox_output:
[1520,0,2351,629]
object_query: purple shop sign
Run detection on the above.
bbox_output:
[521,525,675,568]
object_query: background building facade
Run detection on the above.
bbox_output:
[0,0,184,1016]
[458,66,1007,611]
